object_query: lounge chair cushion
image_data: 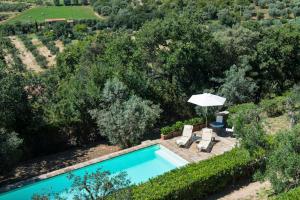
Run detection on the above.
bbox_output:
[176,125,193,147]
[198,140,211,151]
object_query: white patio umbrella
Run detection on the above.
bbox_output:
[188,93,226,127]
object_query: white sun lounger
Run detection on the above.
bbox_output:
[197,128,214,152]
[176,125,194,148]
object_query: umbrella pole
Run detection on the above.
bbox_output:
[206,107,208,127]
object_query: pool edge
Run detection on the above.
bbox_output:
[0,141,189,194]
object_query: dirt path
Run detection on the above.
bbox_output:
[0,143,120,187]
[31,38,56,67]
[9,36,43,73]
[206,181,271,200]
[55,40,64,53]
[94,11,106,20]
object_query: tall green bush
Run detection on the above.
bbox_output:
[260,96,287,117]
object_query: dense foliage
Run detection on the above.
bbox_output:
[275,186,300,200]
[265,125,300,194]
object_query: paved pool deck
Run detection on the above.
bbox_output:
[0,130,237,193]
[154,130,237,163]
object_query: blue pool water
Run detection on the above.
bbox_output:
[0,144,188,200]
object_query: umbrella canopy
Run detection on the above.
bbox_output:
[188,93,226,107]
[188,93,226,127]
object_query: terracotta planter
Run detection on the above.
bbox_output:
[161,123,206,140]
[193,123,206,132]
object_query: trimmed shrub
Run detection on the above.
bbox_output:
[132,148,258,200]
[275,186,300,200]
[160,117,204,135]
[259,96,287,117]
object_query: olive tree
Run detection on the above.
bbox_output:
[90,78,161,148]
[53,0,60,6]
[218,60,258,106]
[0,128,23,173]
[286,85,300,128]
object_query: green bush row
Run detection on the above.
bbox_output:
[132,148,258,200]
[160,117,204,135]
[275,186,300,200]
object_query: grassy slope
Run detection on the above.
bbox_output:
[6,6,99,23]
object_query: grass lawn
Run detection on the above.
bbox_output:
[6,6,99,23]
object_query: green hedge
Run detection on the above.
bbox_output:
[160,117,204,135]
[132,148,258,200]
[275,186,300,200]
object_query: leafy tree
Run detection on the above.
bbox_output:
[81,0,88,5]
[90,78,161,148]
[32,170,132,200]
[213,27,260,67]
[53,0,60,6]
[255,25,300,96]
[217,9,237,26]
[229,107,268,157]
[269,8,282,18]
[202,4,218,20]
[265,125,300,193]
[243,9,252,20]
[292,7,300,17]
[218,59,258,106]
[73,0,79,5]
[286,85,300,128]
[64,0,71,6]
[69,170,131,200]
[0,68,29,131]
[0,128,23,172]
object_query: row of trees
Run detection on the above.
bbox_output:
[53,0,88,6]
[0,2,29,12]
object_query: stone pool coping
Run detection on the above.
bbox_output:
[0,140,164,194]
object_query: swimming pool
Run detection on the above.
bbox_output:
[0,144,188,200]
